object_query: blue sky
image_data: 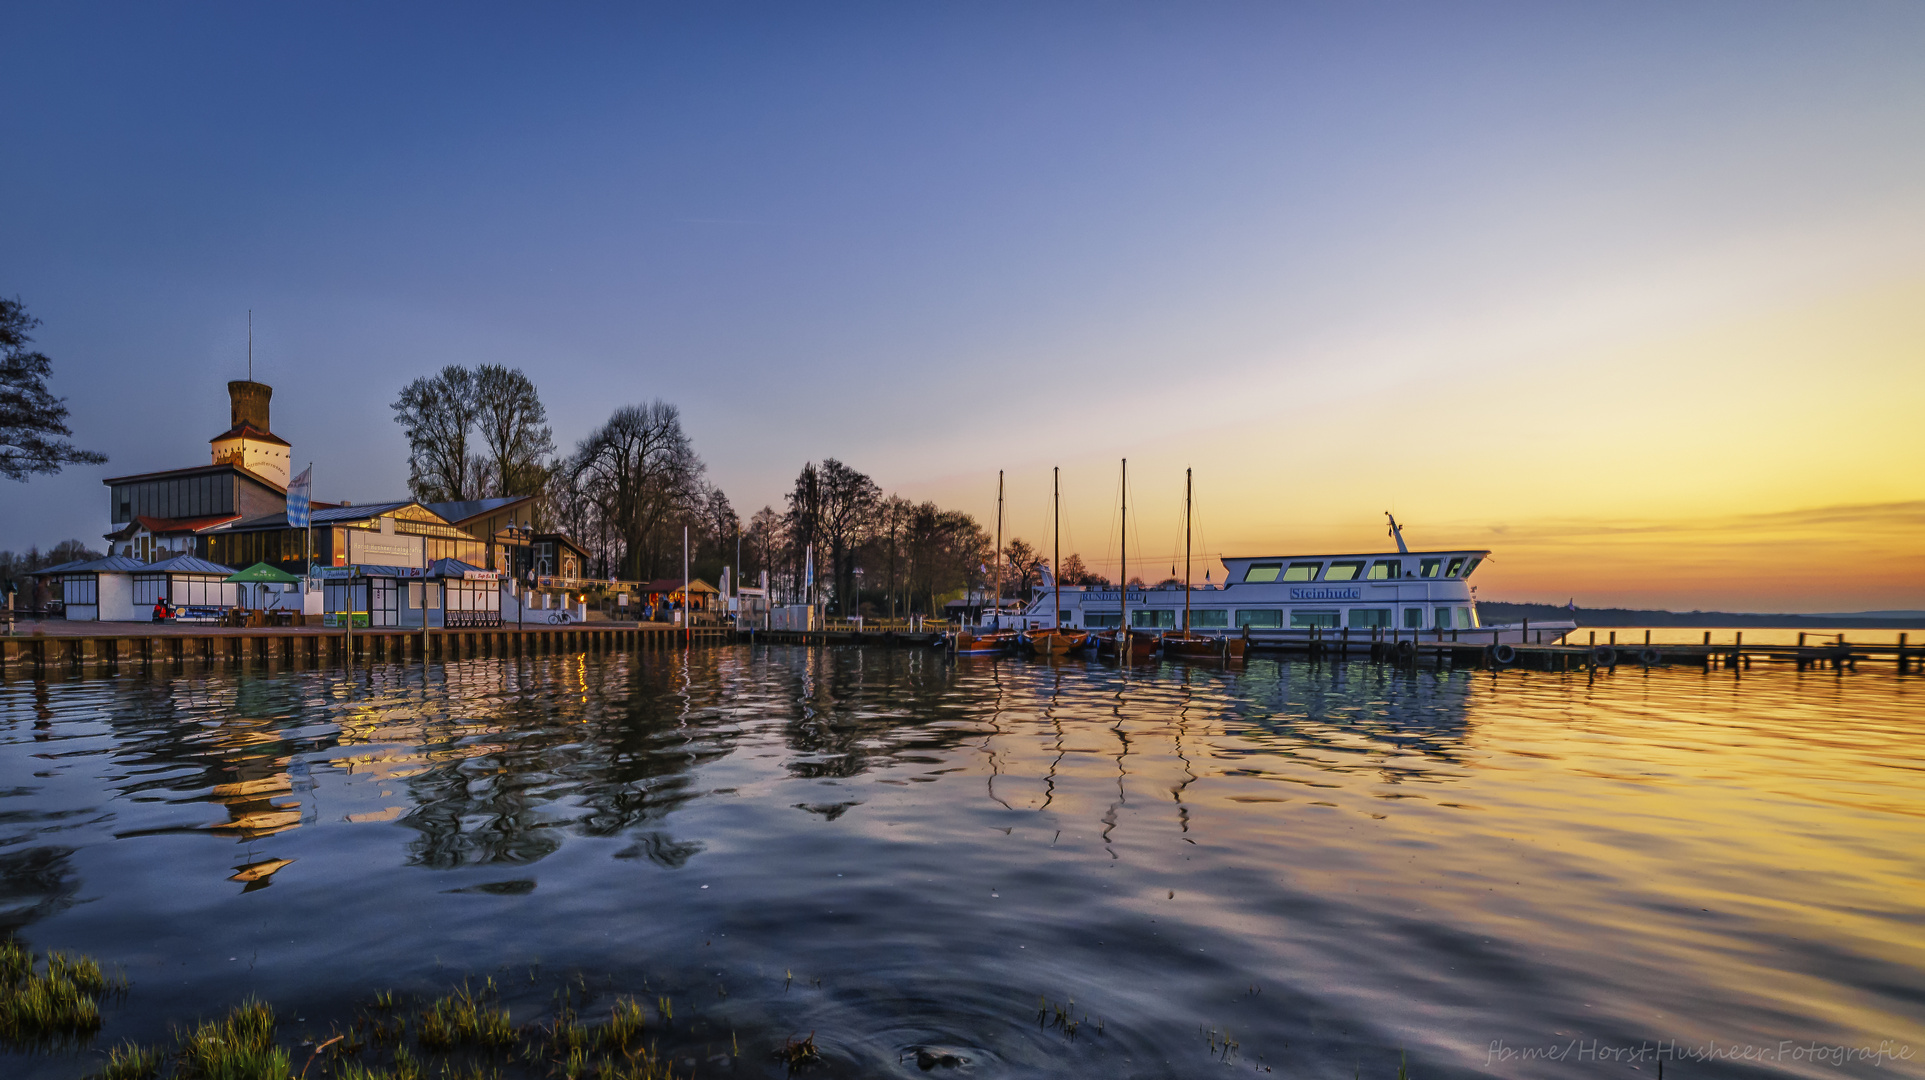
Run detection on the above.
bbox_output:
[4,2,1922,608]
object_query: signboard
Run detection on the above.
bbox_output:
[1290,587,1362,600]
[1080,591,1150,605]
[348,530,424,567]
[322,612,370,628]
[287,466,312,528]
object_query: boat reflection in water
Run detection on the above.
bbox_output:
[0,646,1918,1080]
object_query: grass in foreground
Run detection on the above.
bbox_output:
[0,938,123,1045]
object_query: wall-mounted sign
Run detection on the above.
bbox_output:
[1290,587,1361,600]
[1080,591,1149,605]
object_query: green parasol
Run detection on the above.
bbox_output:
[224,562,303,584]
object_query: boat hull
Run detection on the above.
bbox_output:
[1161,633,1247,661]
[1096,630,1158,662]
[1024,629,1092,655]
[951,631,1017,655]
[1240,621,1578,653]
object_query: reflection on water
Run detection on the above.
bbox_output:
[0,646,1920,1078]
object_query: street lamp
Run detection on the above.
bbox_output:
[505,521,536,630]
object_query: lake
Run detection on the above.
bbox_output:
[0,644,1919,1078]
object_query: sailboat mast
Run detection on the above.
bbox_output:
[993,471,1004,629]
[1119,458,1127,640]
[1052,466,1061,630]
[1184,467,1193,633]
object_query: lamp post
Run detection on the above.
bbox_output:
[506,521,534,631]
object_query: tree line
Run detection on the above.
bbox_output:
[390,368,1116,616]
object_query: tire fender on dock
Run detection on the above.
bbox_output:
[1490,643,1517,667]
[1591,646,1617,667]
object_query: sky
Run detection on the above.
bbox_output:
[2,1,1921,612]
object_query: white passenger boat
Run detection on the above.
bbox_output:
[1008,516,1575,651]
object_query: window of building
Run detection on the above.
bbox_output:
[1291,610,1339,628]
[1132,609,1177,629]
[1404,607,1424,629]
[407,583,425,609]
[1461,557,1481,578]
[323,581,366,615]
[62,575,98,606]
[1419,558,1442,578]
[1324,561,1365,581]
[1446,557,1465,577]
[1244,564,1281,583]
[1367,560,1401,580]
[172,575,233,608]
[1282,562,1322,582]
[1190,609,1229,628]
[1236,609,1283,629]
[1348,608,1392,628]
[133,575,166,605]
[1435,607,1454,630]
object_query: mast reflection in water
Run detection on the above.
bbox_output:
[0,645,1919,1079]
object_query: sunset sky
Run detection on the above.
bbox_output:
[2,3,1920,612]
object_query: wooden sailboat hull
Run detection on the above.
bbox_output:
[952,631,1016,655]
[1024,629,1091,655]
[1161,633,1247,661]
[1096,630,1158,662]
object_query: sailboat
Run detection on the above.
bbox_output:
[1022,467,1091,656]
[952,470,1017,656]
[1161,467,1247,662]
[1096,458,1156,663]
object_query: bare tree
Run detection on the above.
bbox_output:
[392,366,480,502]
[744,506,785,597]
[472,364,555,497]
[1002,538,1045,599]
[1,298,106,482]
[569,400,704,582]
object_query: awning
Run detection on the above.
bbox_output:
[225,562,303,584]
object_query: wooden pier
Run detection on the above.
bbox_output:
[1246,627,1920,674]
[0,623,729,679]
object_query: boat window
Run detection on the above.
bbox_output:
[1461,557,1481,578]
[1236,610,1282,629]
[1085,612,1121,628]
[1446,557,1465,577]
[1324,561,1365,581]
[1190,609,1229,628]
[1244,563,1281,583]
[1419,558,1442,578]
[1132,609,1177,629]
[1403,607,1424,629]
[1348,608,1392,628]
[1282,563,1321,581]
[1367,560,1400,580]
[1290,610,1340,629]
[1059,609,1073,624]
[1435,607,1453,630]
[1458,606,1477,629]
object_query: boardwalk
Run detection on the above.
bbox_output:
[1,621,728,677]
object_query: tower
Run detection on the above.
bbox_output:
[210,380,291,489]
